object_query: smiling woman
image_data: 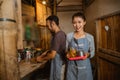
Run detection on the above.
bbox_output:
[66,12,95,80]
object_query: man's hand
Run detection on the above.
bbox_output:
[40,50,49,57]
[36,56,44,62]
[36,50,49,62]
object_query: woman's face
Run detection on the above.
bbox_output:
[72,16,86,32]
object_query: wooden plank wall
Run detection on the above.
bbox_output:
[39,27,51,50]
[36,0,46,26]
[113,14,120,52]
[35,0,52,49]
[96,13,120,80]
[22,3,35,17]
[36,0,52,26]
[97,52,120,80]
[0,0,20,80]
[22,3,36,48]
[17,0,23,49]
[98,14,120,51]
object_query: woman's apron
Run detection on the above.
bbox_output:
[66,36,93,80]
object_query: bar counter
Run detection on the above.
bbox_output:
[19,60,47,78]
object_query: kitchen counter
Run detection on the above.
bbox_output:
[19,60,47,78]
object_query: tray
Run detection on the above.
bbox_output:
[68,55,87,61]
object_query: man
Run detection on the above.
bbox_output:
[37,15,66,80]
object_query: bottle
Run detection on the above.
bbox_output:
[18,52,21,62]
[26,50,31,63]
[69,47,76,57]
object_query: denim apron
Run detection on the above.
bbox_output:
[49,53,63,80]
[66,36,93,80]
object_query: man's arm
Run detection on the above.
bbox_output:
[36,50,56,62]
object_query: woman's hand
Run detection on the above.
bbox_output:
[86,52,90,58]
[66,51,74,58]
[82,53,90,60]
[66,53,71,58]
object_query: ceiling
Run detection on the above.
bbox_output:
[57,0,82,6]
[22,0,93,12]
[57,0,83,12]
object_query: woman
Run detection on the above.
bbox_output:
[66,12,95,80]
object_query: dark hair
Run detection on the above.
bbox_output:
[46,15,59,25]
[72,12,86,21]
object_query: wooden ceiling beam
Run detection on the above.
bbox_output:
[57,5,83,12]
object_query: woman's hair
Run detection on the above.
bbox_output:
[72,12,86,21]
[46,15,59,25]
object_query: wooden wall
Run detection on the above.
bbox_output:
[96,12,120,80]
[35,0,52,49]
[22,3,39,48]
[22,0,52,48]
[36,0,52,26]
[22,3,35,17]
[0,0,20,80]
[0,0,52,80]
[97,51,120,80]
[39,27,51,50]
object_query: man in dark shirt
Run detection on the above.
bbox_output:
[37,15,66,80]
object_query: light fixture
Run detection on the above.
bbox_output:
[42,0,46,5]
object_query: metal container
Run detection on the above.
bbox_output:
[78,50,85,57]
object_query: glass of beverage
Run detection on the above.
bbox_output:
[69,47,76,58]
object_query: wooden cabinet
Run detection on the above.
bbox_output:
[96,13,120,80]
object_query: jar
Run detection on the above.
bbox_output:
[78,50,85,57]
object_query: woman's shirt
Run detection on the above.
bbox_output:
[66,32,95,58]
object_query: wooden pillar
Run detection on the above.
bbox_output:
[0,0,20,80]
[53,0,57,15]
[16,0,23,49]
